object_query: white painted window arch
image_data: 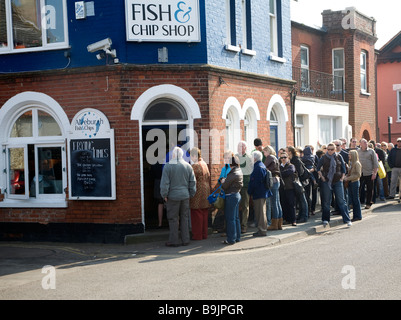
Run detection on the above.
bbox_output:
[222,97,242,152]
[267,94,288,150]
[242,98,260,150]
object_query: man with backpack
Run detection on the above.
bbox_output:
[248,150,271,237]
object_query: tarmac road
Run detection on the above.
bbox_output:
[0,200,400,300]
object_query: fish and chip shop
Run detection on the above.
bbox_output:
[0,0,295,243]
[125,0,201,42]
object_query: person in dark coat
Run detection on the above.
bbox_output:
[248,151,270,237]
[279,153,297,226]
[287,146,309,223]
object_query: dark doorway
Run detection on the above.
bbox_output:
[142,125,189,228]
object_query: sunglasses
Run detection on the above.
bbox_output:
[280,156,287,159]
[327,148,335,151]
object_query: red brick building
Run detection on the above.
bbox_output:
[291,7,377,147]
[0,65,294,242]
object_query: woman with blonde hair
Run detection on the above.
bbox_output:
[344,150,362,221]
[263,145,283,230]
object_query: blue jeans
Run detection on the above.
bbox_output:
[321,180,351,223]
[270,179,283,219]
[296,190,309,221]
[224,192,241,244]
[348,180,362,220]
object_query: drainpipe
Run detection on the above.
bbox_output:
[290,87,297,145]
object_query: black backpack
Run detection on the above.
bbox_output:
[264,168,274,190]
[299,161,311,182]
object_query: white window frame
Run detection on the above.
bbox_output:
[225,109,235,152]
[360,51,367,93]
[319,116,337,145]
[5,144,29,200]
[269,0,278,56]
[397,91,401,121]
[295,114,304,148]
[244,110,257,150]
[242,0,248,49]
[1,106,67,207]
[332,48,345,91]
[240,0,256,56]
[225,0,240,52]
[0,0,69,55]
[300,45,310,89]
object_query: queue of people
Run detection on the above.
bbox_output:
[158,137,401,247]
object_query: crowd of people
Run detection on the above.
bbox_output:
[158,137,401,247]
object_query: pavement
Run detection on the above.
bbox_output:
[0,199,400,269]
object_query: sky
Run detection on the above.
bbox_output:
[291,0,401,49]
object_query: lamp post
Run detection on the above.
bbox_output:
[388,116,393,143]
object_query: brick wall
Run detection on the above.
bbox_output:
[0,64,293,228]
[291,23,325,72]
[322,8,377,141]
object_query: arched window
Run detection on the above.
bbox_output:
[5,107,66,202]
[244,109,257,150]
[143,98,187,121]
[225,109,235,151]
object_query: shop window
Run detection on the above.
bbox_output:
[5,107,65,201]
[0,0,68,53]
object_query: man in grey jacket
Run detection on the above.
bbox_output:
[160,147,196,247]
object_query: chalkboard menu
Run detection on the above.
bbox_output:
[68,108,116,200]
[70,138,112,198]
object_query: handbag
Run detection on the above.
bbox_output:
[207,185,226,209]
[378,161,386,179]
[293,178,304,196]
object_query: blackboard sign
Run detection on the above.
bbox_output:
[70,138,112,198]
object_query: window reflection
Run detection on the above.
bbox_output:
[30,146,62,196]
[11,0,43,49]
[11,110,33,138]
[38,110,62,136]
[9,147,26,195]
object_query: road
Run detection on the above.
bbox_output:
[1,203,401,301]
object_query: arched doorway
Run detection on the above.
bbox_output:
[362,129,370,141]
[142,99,189,228]
[131,85,201,229]
[267,94,288,152]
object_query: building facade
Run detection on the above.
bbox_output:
[291,7,377,148]
[0,0,294,242]
[377,31,401,143]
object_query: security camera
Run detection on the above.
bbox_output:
[87,38,112,53]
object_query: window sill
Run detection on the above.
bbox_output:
[0,45,70,55]
[225,44,241,53]
[0,199,68,208]
[241,48,256,56]
[269,54,287,63]
[360,91,371,96]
